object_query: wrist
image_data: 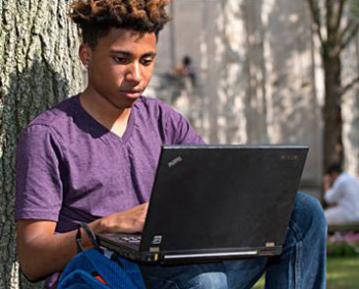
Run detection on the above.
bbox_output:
[79,227,96,249]
[76,223,99,252]
[75,227,95,251]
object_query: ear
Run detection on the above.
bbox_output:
[79,44,92,67]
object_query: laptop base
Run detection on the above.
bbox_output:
[98,234,283,265]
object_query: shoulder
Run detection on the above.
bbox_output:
[334,173,356,189]
[339,173,359,186]
[337,173,352,183]
[19,96,79,145]
[137,96,205,145]
[135,96,180,117]
[29,96,77,127]
[134,96,187,127]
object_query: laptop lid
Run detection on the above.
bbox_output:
[139,145,308,259]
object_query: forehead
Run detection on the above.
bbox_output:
[96,28,157,54]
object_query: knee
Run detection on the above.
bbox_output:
[291,192,327,240]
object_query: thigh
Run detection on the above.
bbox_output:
[223,257,267,289]
[264,192,327,289]
[141,257,268,289]
[141,262,228,289]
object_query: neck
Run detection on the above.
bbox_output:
[80,86,133,136]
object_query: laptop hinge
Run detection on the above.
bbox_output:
[164,250,258,260]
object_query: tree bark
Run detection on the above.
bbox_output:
[322,50,343,169]
[0,0,84,288]
[307,0,359,172]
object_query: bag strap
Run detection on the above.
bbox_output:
[81,222,99,247]
[76,222,99,253]
[75,226,84,253]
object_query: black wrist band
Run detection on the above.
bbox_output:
[80,222,99,247]
[76,226,85,253]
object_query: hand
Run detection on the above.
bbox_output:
[94,203,149,234]
[323,175,331,191]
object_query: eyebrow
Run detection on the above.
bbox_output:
[110,50,157,58]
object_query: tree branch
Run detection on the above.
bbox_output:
[340,75,359,96]
[334,0,347,32]
[338,19,355,43]
[307,0,325,44]
[331,22,359,57]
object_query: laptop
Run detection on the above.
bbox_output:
[97,145,308,264]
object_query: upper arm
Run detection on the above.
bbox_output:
[16,125,64,222]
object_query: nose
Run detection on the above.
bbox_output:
[125,62,141,84]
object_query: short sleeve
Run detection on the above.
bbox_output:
[165,108,206,145]
[15,125,64,222]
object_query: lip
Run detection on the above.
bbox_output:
[120,90,142,98]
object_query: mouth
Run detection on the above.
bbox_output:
[120,90,143,98]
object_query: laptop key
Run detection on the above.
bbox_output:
[120,236,141,244]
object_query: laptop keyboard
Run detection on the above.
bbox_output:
[119,235,142,244]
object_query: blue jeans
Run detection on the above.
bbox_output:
[140,192,327,289]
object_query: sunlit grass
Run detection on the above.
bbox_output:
[327,257,359,289]
[252,256,359,289]
[252,277,265,289]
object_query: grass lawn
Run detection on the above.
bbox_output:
[327,256,359,289]
[252,256,359,289]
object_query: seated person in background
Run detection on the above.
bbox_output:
[323,163,359,225]
[173,55,196,87]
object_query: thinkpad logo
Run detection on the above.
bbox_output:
[168,156,183,168]
[151,235,163,245]
[280,154,299,161]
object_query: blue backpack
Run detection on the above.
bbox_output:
[58,249,147,289]
[58,224,147,289]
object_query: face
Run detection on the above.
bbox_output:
[80,28,157,109]
[330,172,339,182]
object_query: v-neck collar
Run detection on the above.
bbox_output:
[74,94,137,144]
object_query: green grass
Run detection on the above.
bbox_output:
[252,256,359,289]
[327,256,359,289]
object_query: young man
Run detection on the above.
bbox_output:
[323,163,359,225]
[16,1,327,288]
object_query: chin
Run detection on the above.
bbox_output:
[118,96,139,109]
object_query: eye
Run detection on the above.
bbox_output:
[140,57,154,66]
[113,56,130,64]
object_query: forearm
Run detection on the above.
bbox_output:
[19,230,79,281]
[17,219,102,281]
[17,203,148,281]
[323,176,337,204]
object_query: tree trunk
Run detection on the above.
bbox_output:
[0,0,84,288]
[322,49,343,170]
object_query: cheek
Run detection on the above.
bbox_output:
[142,66,155,82]
[108,67,126,83]
[93,71,124,92]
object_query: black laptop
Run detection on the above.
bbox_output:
[97,145,308,264]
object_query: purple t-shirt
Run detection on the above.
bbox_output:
[15,95,204,287]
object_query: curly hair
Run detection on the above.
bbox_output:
[69,0,170,48]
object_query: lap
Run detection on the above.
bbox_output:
[140,193,326,289]
[141,258,267,289]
